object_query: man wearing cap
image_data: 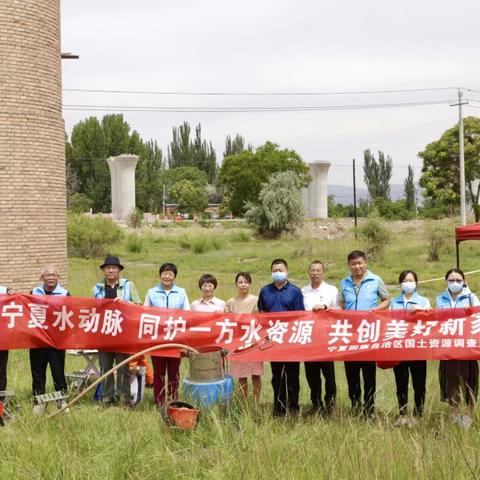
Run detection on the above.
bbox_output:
[0,285,13,401]
[30,265,69,414]
[93,255,141,407]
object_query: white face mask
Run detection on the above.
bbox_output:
[401,281,416,294]
[448,281,463,293]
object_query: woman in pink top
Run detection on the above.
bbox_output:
[191,274,226,312]
[225,272,263,402]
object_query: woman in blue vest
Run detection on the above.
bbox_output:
[390,270,431,426]
[437,268,480,428]
[144,262,190,406]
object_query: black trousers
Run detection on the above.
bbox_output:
[271,361,300,415]
[0,350,8,393]
[29,348,67,398]
[304,361,336,410]
[393,360,426,415]
[344,361,376,414]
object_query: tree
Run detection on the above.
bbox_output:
[219,141,311,216]
[419,116,480,221]
[66,114,144,212]
[166,166,207,189]
[244,171,304,238]
[167,122,217,182]
[404,165,416,212]
[223,134,253,157]
[135,139,164,213]
[169,180,208,215]
[363,149,393,202]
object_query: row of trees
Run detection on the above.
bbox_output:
[67,113,480,228]
[332,117,480,221]
[66,115,311,226]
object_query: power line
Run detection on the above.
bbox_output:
[63,99,452,113]
[63,86,458,96]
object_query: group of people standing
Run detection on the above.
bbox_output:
[0,250,478,427]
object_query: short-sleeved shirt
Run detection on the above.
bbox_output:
[225,294,259,314]
[301,282,338,311]
[191,296,226,312]
[257,282,304,313]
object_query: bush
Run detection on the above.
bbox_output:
[67,214,123,258]
[245,171,304,238]
[68,193,93,214]
[191,236,209,254]
[424,221,450,261]
[359,214,391,261]
[229,230,252,242]
[128,208,144,228]
[126,234,143,253]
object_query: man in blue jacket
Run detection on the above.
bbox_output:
[93,255,141,407]
[30,265,69,414]
[338,250,390,418]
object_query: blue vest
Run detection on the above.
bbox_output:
[391,291,430,310]
[146,284,188,309]
[93,277,132,301]
[340,271,382,311]
[0,286,7,294]
[32,284,69,296]
[436,289,480,309]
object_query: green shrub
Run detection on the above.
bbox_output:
[199,219,213,228]
[245,171,304,238]
[359,214,391,261]
[67,193,93,214]
[126,234,143,253]
[67,214,123,258]
[229,230,251,242]
[424,221,450,261]
[128,208,144,228]
[211,235,225,250]
[178,234,192,250]
[191,236,209,254]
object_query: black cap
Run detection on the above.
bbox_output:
[100,255,124,271]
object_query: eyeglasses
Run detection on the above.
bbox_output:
[447,279,463,283]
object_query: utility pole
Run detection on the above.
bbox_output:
[451,89,468,225]
[353,158,358,239]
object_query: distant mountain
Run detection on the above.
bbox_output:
[329,184,422,205]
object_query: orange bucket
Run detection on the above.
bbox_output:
[163,401,200,430]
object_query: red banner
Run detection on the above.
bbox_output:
[1,294,480,362]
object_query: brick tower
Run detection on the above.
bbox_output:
[0,1,67,290]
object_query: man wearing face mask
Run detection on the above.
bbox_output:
[258,258,305,416]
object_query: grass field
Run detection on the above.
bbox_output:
[3,218,480,479]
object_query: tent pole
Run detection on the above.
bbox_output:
[456,241,460,269]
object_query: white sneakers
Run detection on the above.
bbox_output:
[394,415,417,427]
[33,404,44,416]
[33,401,70,415]
[452,414,473,429]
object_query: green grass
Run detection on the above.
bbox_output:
[4,218,480,478]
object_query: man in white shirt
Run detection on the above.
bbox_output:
[301,260,338,414]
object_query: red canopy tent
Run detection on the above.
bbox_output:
[455,223,480,267]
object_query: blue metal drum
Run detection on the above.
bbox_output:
[182,375,234,407]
